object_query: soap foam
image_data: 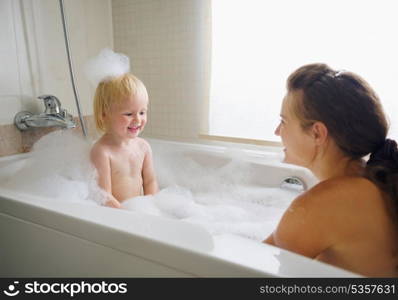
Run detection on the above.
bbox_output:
[4,132,300,241]
[3,130,106,206]
[84,48,130,87]
[120,142,299,241]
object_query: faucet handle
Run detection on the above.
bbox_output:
[61,108,72,119]
[38,94,62,114]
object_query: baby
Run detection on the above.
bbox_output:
[89,62,158,208]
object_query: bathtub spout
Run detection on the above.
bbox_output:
[20,113,76,129]
[14,95,76,131]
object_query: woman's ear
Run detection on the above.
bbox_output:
[311,121,328,145]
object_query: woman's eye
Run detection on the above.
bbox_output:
[140,111,146,115]
[124,113,132,116]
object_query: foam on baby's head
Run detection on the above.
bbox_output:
[84,48,130,87]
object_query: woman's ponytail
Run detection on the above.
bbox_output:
[366,139,398,217]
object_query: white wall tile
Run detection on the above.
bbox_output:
[112,0,211,140]
[0,0,113,125]
[0,0,23,124]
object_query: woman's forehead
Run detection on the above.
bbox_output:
[282,90,304,118]
[281,93,294,115]
[286,90,303,107]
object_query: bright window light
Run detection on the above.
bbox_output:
[209,0,398,142]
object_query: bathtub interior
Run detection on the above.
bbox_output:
[0,131,318,242]
[1,131,359,277]
[151,139,318,190]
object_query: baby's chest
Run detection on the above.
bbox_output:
[110,152,145,175]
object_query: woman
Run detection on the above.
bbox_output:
[264,63,398,277]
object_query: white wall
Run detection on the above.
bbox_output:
[112,0,211,140]
[0,0,113,125]
[1,0,211,142]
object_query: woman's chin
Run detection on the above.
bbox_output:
[282,149,300,165]
[282,151,289,163]
[284,157,307,169]
[283,155,297,165]
[283,157,292,164]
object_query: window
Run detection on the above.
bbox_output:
[209,0,398,142]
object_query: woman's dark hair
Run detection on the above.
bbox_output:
[287,63,398,216]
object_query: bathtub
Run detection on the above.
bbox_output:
[0,138,359,277]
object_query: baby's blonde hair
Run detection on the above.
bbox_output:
[93,73,147,132]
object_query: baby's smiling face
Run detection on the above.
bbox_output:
[105,92,148,140]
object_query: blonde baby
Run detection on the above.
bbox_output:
[90,71,158,208]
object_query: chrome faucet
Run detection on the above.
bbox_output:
[14,95,76,131]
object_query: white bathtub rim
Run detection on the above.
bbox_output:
[1,187,359,277]
[0,189,279,277]
[0,187,214,251]
[212,234,361,277]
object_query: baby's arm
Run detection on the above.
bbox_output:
[90,145,121,208]
[142,142,159,195]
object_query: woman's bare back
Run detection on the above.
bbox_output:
[267,176,398,277]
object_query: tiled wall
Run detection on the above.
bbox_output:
[0,0,113,156]
[1,0,212,156]
[112,0,211,141]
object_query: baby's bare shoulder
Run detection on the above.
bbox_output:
[135,137,152,153]
[91,139,111,159]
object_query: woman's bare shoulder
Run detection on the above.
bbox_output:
[275,176,383,252]
[307,176,381,204]
[294,176,383,225]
